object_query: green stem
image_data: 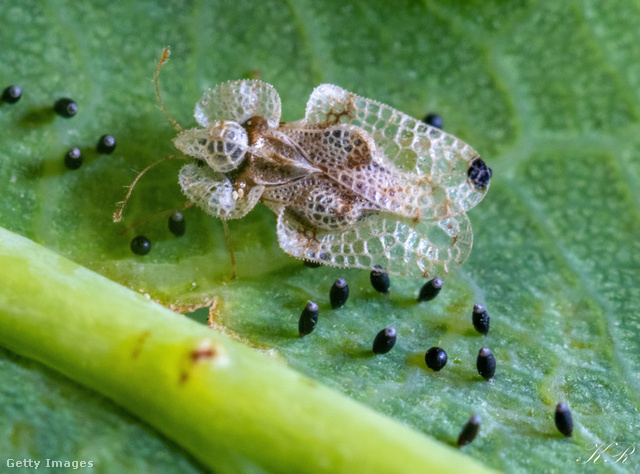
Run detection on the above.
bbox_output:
[0,227,493,473]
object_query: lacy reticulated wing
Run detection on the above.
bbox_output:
[173,80,491,278]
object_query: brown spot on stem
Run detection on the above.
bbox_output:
[131,331,151,359]
[190,341,218,362]
[179,339,228,385]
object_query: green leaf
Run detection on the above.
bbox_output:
[1,0,639,472]
[0,227,490,473]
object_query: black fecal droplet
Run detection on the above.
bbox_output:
[422,113,443,129]
[330,278,349,308]
[370,265,390,293]
[425,347,448,371]
[417,277,443,302]
[298,301,319,337]
[476,347,496,380]
[468,157,492,189]
[457,414,481,447]
[53,98,78,118]
[372,326,396,354]
[130,235,151,255]
[2,85,22,104]
[303,260,322,268]
[64,147,83,170]
[472,304,490,334]
[168,211,186,236]
[97,134,116,154]
[554,403,573,437]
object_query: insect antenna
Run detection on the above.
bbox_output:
[113,155,187,223]
[222,220,237,280]
[155,47,183,132]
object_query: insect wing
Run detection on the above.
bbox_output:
[178,163,264,220]
[304,84,488,217]
[195,79,281,128]
[174,121,249,173]
[280,124,451,220]
[271,203,472,278]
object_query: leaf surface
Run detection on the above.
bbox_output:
[1,0,639,471]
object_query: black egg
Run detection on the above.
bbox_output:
[2,85,22,104]
[330,278,349,309]
[425,347,447,371]
[97,134,116,154]
[422,113,443,129]
[168,211,186,236]
[476,347,496,380]
[554,403,573,437]
[417,277,443,302]
[472,303,490,334]
[457,414,481,446]
[131,235,151,255]
[64,147,83,170]
[370,265,390,293]
[298,301,319,337]
[372,326,397,355]
[54,98,78,118]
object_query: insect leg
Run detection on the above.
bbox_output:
[222,220,236,280]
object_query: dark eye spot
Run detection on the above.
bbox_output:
[230,147,242,160]
[198,138,207,146]
[53,97,78,118]
[468,157,492,189]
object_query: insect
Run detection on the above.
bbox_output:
[116,49,491,278]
